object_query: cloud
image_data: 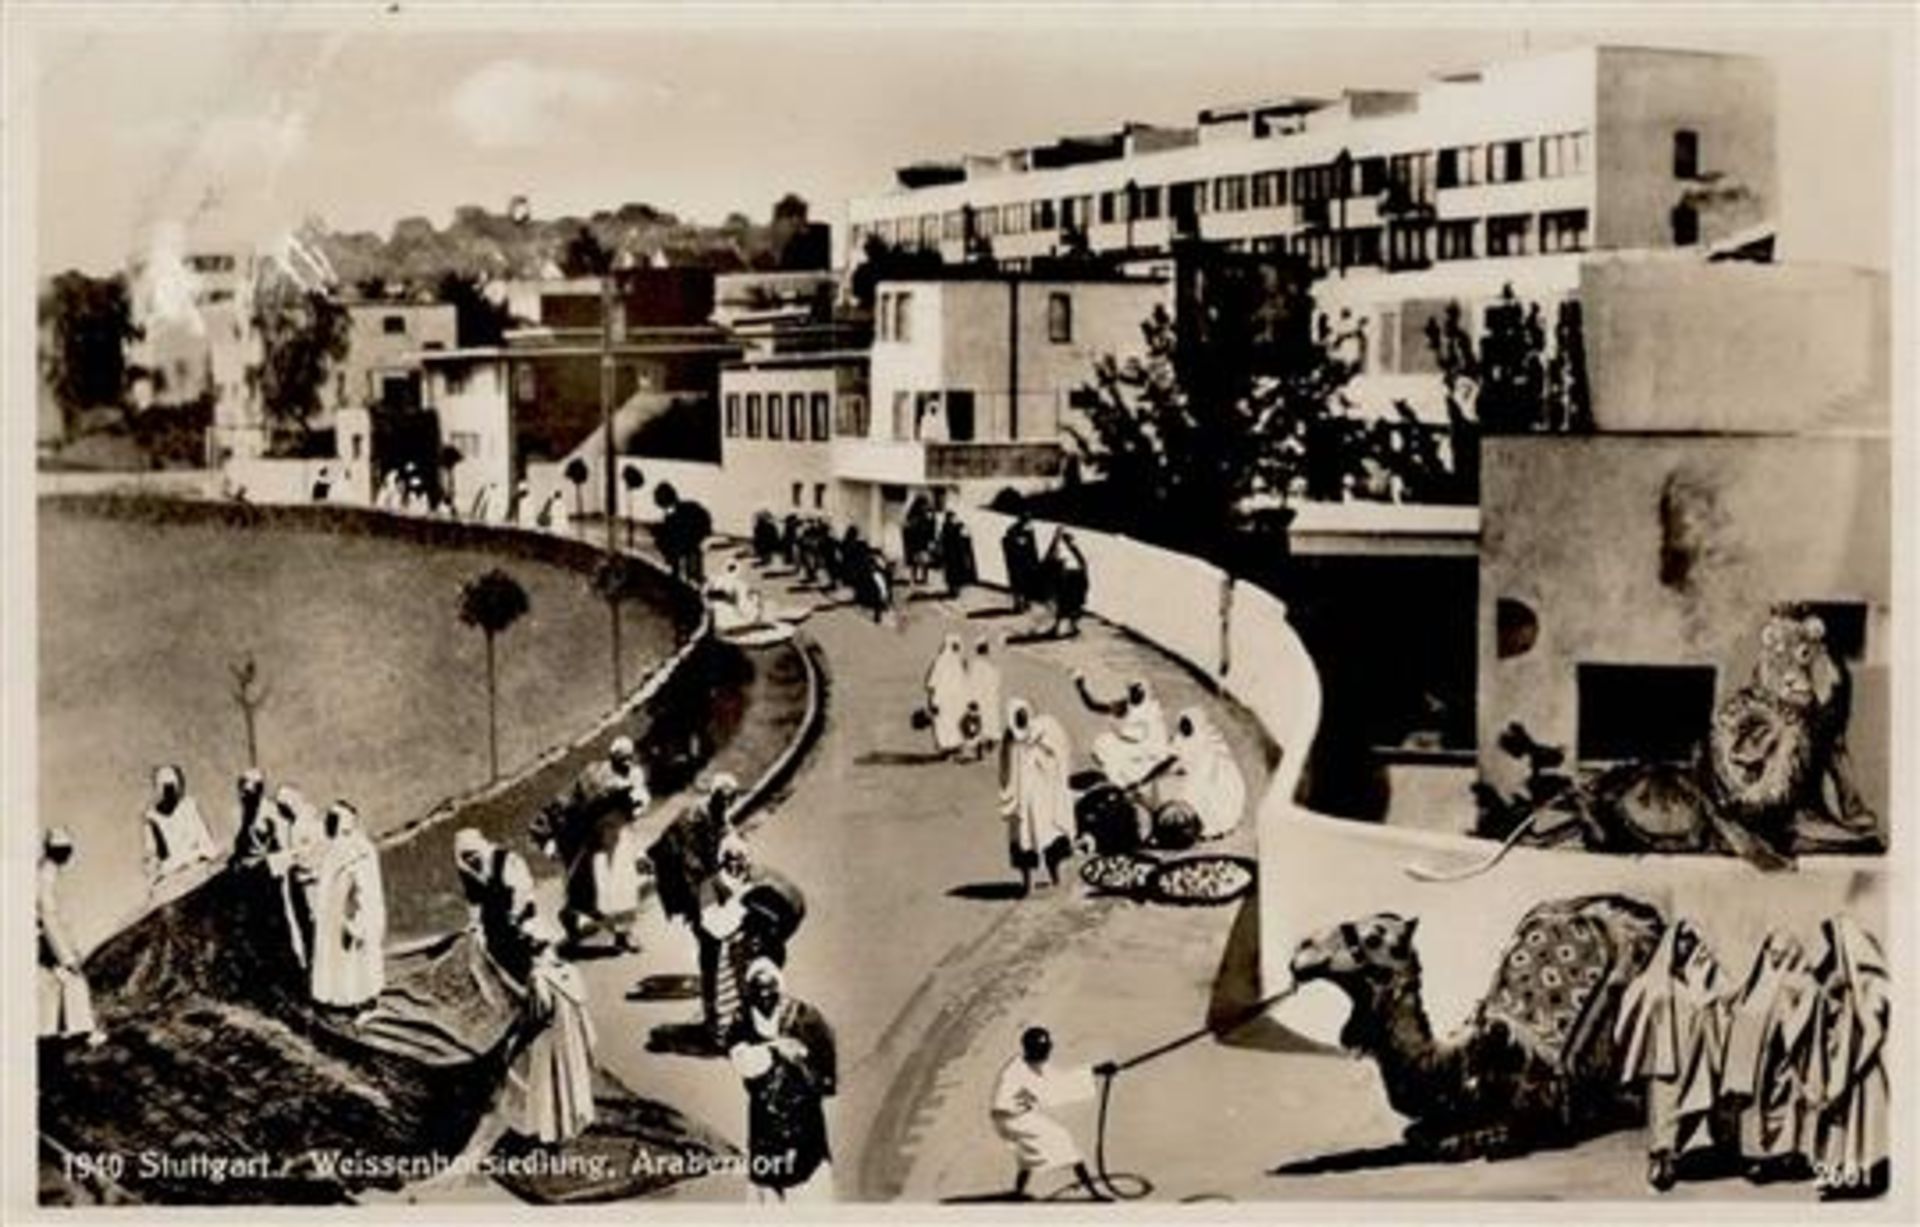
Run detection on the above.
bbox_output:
[445,59,628,149]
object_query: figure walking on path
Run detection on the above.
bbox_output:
[728,959,838,1204]
[990,1026,1109,1201]
[1000,700,1076,896]
[963,638,1005,763]
[923,634,970,758]
[1001,513,1043,613]
[1044,530,1088,638]
[39,828,105,1049]
[536,736,650,953]
[695,833,805,1045]
[940,511,978,598]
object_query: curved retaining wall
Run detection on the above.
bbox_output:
[952,506,1892,1049]
[41,492,715,943]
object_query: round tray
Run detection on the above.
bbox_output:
[1142,854,1256,907]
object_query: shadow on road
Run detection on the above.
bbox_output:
[946,882,1029,902]
[626,974,701,1003]
[855,749,952,767]
[645,1022,723,1059]
[1270,1141,1432,1177]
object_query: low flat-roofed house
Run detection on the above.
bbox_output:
[840,268,1168,542]
[335,301,459,422]
[1477,258,1891,820]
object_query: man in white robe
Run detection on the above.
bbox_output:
[709,560,765,635]
[1163,707,1248,840]
[1074,674,1172,793]
[923,634,969,757]
[1000,701,1076,895]
[142,764,218,894]
[39,828,105,1048]
[990,1026,1108,1201]
[506,919,598,1147]
[962,639,1004,763]
[310,801,387,1011]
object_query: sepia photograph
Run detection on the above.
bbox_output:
[2,1,1911,1217]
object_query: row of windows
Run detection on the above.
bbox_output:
[1277,208,1590,273]
[725,390,836,442]
[855,130,1592,247]
[874,290,1075,346]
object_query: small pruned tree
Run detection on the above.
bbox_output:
[229,653,270,769]
[563,456,591,527]
[1069,299,1364,555]
[458,568,531,780]
[592,554,643,702]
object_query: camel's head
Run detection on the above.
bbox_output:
[1290,913,1421,988]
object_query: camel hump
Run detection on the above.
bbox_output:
[1479,894,1664,1071]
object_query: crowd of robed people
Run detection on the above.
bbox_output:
[1614,915,1890,1198]
[526,741,838,1203]
[39,745,838,1201]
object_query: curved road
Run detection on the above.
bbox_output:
[568,555,1275,1202]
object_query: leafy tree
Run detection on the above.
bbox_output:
[41,271,140,435]
[559,226,615,278]
[849,234,945,312]
[1424,285,1591,436]
[434,270,514,347]
[563,456,591,524]
[252,277,350,447]
[1068,292,1363,555]
[458,568,531,780]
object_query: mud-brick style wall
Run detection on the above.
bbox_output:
[1478,433,1892,817]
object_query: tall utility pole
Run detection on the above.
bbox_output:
[1335,148,1352,280]
[600,268,618,554]
[600,266,623,701]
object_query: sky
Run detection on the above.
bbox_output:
[22,7,1903,276]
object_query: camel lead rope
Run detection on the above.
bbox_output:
[1085,981,1301,1202]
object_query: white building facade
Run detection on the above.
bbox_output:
[848,45,1775,419]
[835,272,1167,539]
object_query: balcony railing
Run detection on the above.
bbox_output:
[831,437,1064,485]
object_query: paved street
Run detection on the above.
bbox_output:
[397,550,1810,1206]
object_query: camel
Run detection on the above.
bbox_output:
[1289,893,1665,1161]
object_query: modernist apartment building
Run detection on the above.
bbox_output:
[848,45,1775,417]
